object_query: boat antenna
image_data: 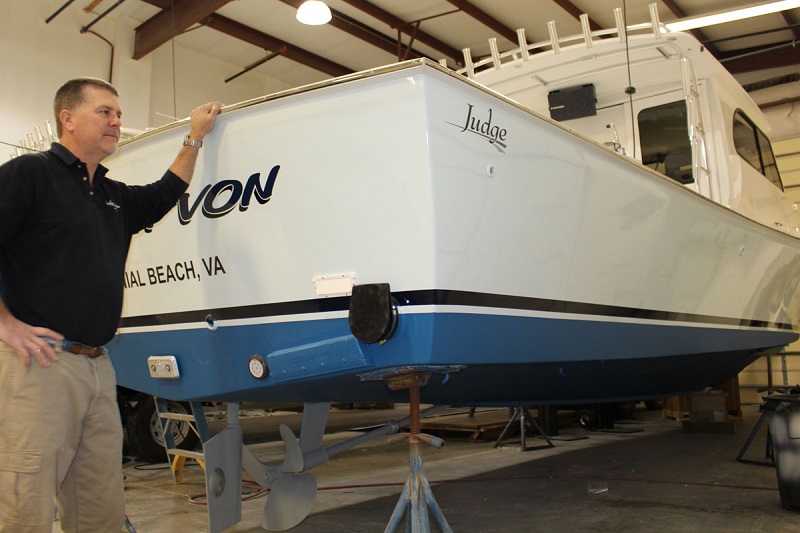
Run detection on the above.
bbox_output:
[170,0,178,121]
[622,0,637,159]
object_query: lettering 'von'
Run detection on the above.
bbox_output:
[178,166,280,225]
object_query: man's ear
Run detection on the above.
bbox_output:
[59,109,74,133]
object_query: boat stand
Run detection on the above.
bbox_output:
[360,366,463,533]
[494,406,555,451]
[735,407,774,467]
[736,374,794,467]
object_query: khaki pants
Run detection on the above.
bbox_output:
[0,343,124,533]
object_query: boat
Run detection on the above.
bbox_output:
[106,9,800,407]
[102,5,800,531]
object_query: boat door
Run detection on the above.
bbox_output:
[561,86,716,202]
[626,85,716,201]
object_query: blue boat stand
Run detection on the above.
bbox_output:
[360,366,465,533]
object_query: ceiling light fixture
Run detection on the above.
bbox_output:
[665,0,800,32]
[296,1,332,26]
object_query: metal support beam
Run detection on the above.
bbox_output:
[276,0,433,62]
[721,44,800,74]
[136,0,352,77]
[551,0,603,31]
[81,0,127,34]
[444,0,517,45]
[338,0,462,64]
[204,14,352,77]
[661,0,720,57]
[133,0,234,60]
[45,0,76,24]
[782,11,800,42]
[225,50,283,83]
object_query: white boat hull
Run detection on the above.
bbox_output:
[105,61,800,404]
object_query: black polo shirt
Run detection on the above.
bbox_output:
[0,143,188,346]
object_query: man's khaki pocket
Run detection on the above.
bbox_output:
[0,449,43,526]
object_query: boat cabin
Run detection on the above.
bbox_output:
[459,5,798,236]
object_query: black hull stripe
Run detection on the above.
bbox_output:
[118,289,795,332]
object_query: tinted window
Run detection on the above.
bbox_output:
[757,128,781,189]
[733,110,783,190]
[733,113,761,171]
[638,100,693,184]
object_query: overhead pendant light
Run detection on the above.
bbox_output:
[296,1,332,25]
[665,0,800,32]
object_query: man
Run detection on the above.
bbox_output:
[0,77,222,532]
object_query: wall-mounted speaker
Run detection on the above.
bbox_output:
[547,84,597,122]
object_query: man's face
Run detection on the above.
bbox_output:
[62,85,122,162]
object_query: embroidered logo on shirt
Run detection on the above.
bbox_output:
[106,200,121,210]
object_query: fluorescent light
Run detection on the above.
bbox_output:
[296,1,332,25]
[665,0,800,32]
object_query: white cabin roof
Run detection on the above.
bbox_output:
[466,30,770,135]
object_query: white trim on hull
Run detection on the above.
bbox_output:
[109,304,790,403]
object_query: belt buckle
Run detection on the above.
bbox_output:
[62,340,107,358]
[75,343,107,358]
[90,346,108,358]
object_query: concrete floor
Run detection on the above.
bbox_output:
[58,403,800,532]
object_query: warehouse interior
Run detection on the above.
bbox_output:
[110,401,797,532]
[2,1,800,532]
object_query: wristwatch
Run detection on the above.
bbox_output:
[183,135,203,148]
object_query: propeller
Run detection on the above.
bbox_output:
[242,402,331,531]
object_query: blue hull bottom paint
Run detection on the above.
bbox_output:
[108,310,796,405]
[212,350,763,406]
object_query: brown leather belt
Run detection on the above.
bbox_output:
[63,341,108,358]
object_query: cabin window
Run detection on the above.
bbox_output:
[733,110,783,190]
[638,100,693,184]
